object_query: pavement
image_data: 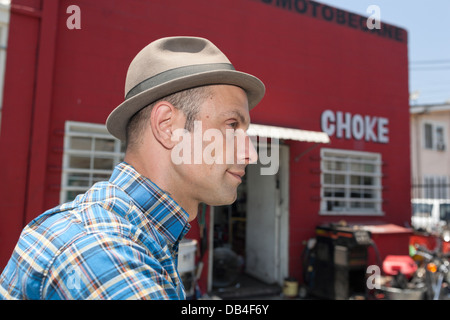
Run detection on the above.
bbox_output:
[204,273,304,300]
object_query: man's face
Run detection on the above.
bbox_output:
[172,84,258,208]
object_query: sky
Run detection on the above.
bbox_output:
[317,0,450,106]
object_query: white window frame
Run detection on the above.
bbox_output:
[320,148,383,216]
[60,121,125,203]
[423,121,447,151]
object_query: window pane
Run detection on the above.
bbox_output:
[69,156,91,169]
[324,188,345,198]
[363,190,375,198]
[334,174,345,184]
[94,138,115,152]
[336,161,346,171]
[66,190,83,202]
[351,175,374,186]
[93,173,111,183]
[68,172,90,187]
[363,176,374,185]
[350,162,361,172]
[363,163,375,173]
[440,204,450,221]
[70,137,92,150]
[351,162,376,173]
[350,189,375,199]
[325,174,346,184]
[363,202,375,209]
[350,201,376,209]
[424,123,433,149]
[350,189,362,198]
[350,202,362,208]
[326,200,346,211]
[325,160,346,171]
[350,175,361,185]
[412,203,433,217]
[436,127,445,150]
[93,157,114,170]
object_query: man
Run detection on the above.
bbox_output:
[0,36,265,299]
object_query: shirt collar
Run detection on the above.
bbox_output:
[109,162,191,246]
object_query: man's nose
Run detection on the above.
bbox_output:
[233,129,258,165]
[236,131,258,165]
[246,135,258,164]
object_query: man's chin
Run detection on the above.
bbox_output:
[205,193,237,206]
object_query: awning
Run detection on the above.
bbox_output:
[247,123,330,144]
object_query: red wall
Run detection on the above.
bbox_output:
[0,0,46,268]
[0,0,410,288]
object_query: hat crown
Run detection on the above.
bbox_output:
[107,35,265,141]
[125,36,231,97]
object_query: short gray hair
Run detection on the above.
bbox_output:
[126,86,212,151]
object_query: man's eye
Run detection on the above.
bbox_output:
[227,122,238,129]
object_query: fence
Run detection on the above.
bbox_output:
[411,178,450,200]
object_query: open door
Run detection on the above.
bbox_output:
[245,144,289,285]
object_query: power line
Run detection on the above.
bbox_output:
[415,88,450,93]
[410,59,450,65]
[410,78,450,88]
[410,66,450,71]
[415,92,450,98]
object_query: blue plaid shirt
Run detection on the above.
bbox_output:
[0,162,191,300]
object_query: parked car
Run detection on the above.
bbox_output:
[411,199,450,233]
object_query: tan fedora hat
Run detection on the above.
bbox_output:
[106,36,265,141]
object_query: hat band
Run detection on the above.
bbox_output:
[125,63,236,100]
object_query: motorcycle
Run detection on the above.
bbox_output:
[379,227,450,300]
[411,229,450,300]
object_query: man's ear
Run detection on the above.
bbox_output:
[150,101,180,149]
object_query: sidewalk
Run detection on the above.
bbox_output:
[204,274,305,300]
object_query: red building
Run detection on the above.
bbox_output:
[0,0,411,298]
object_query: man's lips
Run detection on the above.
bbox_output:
[227,170,245,182]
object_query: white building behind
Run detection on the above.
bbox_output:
[410,103,450,199]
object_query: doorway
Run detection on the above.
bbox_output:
[209,144,289,297]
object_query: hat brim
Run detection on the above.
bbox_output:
[106,69,265,141]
